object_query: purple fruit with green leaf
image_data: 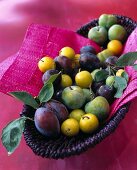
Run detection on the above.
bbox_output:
[105,56,118,66]
[92,81,105,93]
[96,85,115,104]
[42,69,61,87]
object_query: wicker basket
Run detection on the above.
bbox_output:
[21,15,137,159]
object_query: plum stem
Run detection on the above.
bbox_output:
[110,66,116,76]
[69,86,73,90]
[89,87,95,100]
[25,117,34,122]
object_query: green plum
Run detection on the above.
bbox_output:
[99,14,117,29]
[108,24,127,42]
[88,26,108,45]
[83,88,94,102]
[97,49,114,63]
[85,96,110,121]
[106,76,115,86]
[62,86,85,109]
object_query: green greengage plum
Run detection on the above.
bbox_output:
[106,76,115,86]
[88,26,108,45]
[62,86,85,109]
[85,96,110,122]
[97,49,114,63]
[108,24,127,42]
[99,14,117,29]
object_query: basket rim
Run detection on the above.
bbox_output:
[76,14,137,34]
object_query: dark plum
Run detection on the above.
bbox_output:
[91,81,105,93]
[34,107,60,138]
[80,45,96,54]
[53,89,63,102]
[79,53,100,72]
[54,56,73,74]
[42,69,61,87]
[105,56,118,66]
[71,68,79,82]
[43,99,69,123]
[96,85,115,104]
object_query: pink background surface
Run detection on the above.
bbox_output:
[0,0,137,170]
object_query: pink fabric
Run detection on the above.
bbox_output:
[0,24,101,96]
[0,23,137,117]
[110,28,137,115]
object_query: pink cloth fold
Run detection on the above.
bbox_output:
[0,24,101,96]
[110,27,137,115]
[0,24,137,116]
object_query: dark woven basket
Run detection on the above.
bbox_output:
[21,15,137,159]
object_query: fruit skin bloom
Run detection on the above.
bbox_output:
[38,56,56,73]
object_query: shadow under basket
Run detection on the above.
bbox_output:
[21,15,137,159]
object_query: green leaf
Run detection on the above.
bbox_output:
[133,64,137,70]
[116,52,137,67]
[38,83,54,103]
[121,71,129,82]
[94,70,109,82]
[44,72,61,85]
[1,117,26,155]
[114,76,127,98]
[9,91,39,109]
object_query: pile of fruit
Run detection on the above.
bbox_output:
[33,14,129,138]
[3,14,137,155]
